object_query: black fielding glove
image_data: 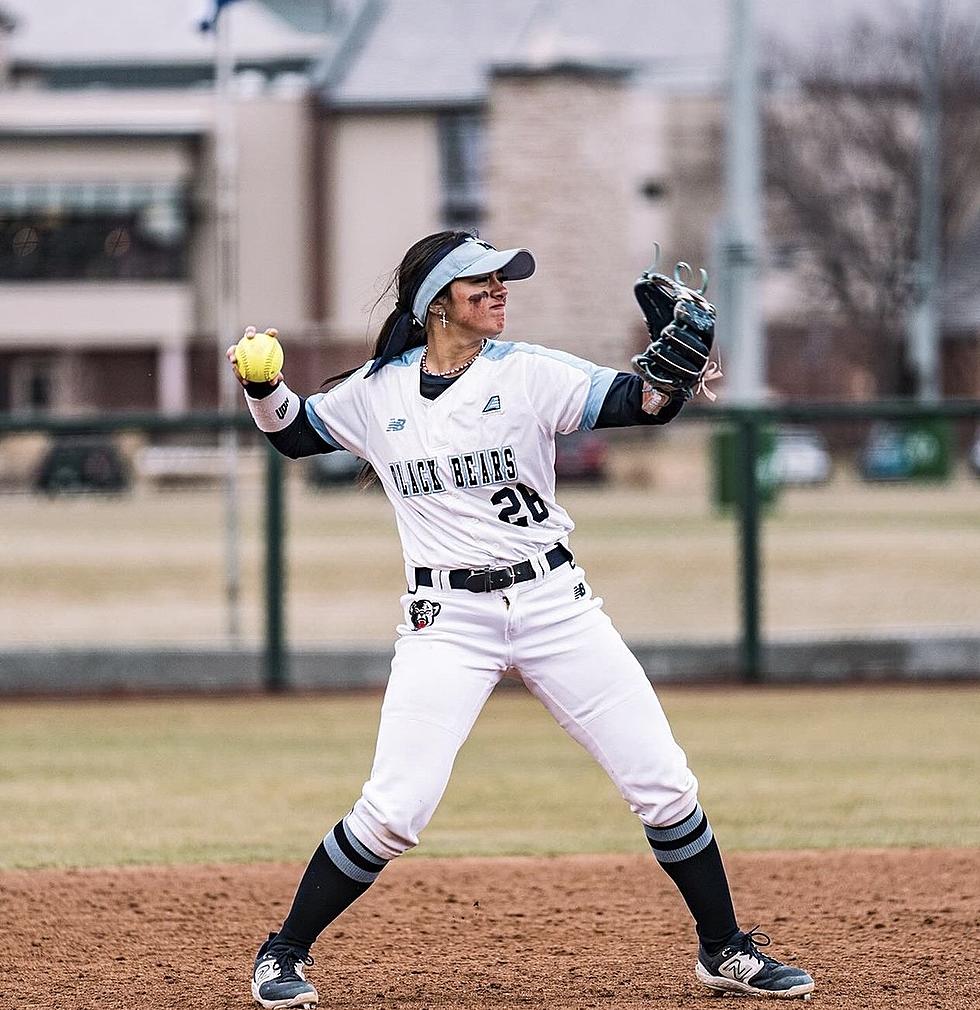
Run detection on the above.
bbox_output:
[632,257,720,403]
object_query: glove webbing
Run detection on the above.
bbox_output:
[648,326,710,378]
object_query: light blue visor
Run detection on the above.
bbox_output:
[412,238,535,325]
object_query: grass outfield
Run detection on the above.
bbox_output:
[1,685,977,869]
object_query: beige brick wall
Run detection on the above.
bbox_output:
[664,95,724,277]
[325,112,442,345]
[235,96,315,335]
[485,67,641,370]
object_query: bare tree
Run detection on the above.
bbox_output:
[764,10,980,395]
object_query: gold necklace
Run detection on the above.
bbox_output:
[420,340,486,377]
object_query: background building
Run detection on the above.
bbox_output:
[0,0,977,415]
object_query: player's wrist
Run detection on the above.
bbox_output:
[244,380,299,432]
[641,382,673,416]
[244,378,281,400]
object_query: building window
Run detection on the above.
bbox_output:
[0,181,189,281]
[438,113,485,230]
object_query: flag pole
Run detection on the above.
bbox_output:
[206,0,243,643]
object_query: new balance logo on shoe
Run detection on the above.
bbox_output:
[254,961,280,985]
[723,953,763,983]
[695,929,814,999]
[252,936,318,1010]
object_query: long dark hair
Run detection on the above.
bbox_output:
[324,230,475,487]
[322,229,475,387]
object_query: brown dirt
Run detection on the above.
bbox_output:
[2,850,977,1009]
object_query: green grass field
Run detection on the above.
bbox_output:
[1,685,977,870]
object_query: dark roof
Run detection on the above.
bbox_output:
[327,0,728,107]
[325,0,980,108]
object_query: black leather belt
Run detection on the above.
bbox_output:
[415,544,572,594]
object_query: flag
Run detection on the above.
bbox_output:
[198,0,243,33]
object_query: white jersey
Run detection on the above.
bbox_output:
[305,340,617,569]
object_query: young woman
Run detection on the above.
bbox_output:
[232,231,814,1007]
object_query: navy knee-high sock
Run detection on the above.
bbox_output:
[275,818,388,953]
[645,804,738,953]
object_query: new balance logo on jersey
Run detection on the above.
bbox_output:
[386,418,406,432]
[573,583,586,600]
[482,395,501,413]
[274,398,290,421]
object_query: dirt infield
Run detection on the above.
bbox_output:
[2,849,976,1009]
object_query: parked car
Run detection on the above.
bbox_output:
[859,424,909,481]
[858,421,951,482]
[770,427,832,486]
[555,430,609,484]
[35,437,129,495]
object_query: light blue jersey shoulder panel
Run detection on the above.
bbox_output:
[389,345,425,367]
[304,361,374,451]
[483,340,617,430]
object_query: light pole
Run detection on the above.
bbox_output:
[205,0,243,642]
[719,0,765,404]
[910,0,943,401]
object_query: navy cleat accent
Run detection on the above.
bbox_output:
[695,928,815,1000]
[251,933,319,1009]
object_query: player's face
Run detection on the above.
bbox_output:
[443,272,509,338]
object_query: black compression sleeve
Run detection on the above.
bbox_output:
[245,381,338,459]
[593,372,686,428]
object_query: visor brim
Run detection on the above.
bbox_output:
[455,248,535,282]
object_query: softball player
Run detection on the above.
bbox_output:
[233,231,814,1006]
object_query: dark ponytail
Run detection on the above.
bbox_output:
[322,229,475,387]
[322,230,475,488]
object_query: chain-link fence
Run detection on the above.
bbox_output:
[2,401,978,691]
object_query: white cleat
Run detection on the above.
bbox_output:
[696,929,815,1000]
[251,933,319,1009]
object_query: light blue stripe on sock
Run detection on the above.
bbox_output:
[644,803,703,844]
[651,822,714,863]
[322,830,382,885]
[342,819,387,868]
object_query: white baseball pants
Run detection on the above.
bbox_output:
[346,557,699,861]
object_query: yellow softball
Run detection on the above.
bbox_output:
[235,329,284,383]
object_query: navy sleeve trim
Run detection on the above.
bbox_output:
[265,395,339,459]
[593,373,685,429]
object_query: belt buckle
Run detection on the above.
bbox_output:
[463,565,515,593]
[489,565,516,591]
